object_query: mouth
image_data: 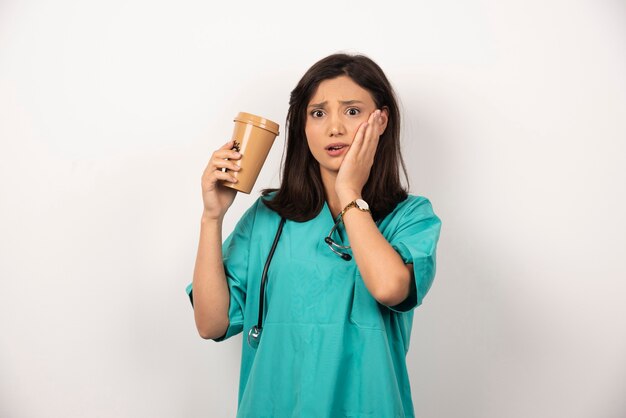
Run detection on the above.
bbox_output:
[325,143,349,151]
[325,143,349,157]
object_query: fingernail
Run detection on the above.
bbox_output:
[234,152,241,157]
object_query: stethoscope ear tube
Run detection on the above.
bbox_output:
[248,216,286,349]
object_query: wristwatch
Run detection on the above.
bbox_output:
[339,198,370,218]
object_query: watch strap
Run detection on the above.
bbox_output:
[339,199,370,219]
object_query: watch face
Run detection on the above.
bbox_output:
[355,198,369,210]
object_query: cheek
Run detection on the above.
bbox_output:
[347,119,365,137]
[305,124,323,145]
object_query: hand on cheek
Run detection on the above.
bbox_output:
[335,109,384,201]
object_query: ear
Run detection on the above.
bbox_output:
[379,106,390,136]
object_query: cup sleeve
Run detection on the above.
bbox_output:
[384,197,442,313]
[185,203,256,342]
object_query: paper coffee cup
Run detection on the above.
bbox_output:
[221,112,280,194]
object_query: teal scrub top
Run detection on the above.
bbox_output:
[186,193,442,418]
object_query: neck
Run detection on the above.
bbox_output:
[320,169,342,217]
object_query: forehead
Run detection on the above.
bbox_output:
[308,75,374,105]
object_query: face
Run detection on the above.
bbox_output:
[305,75,388,178]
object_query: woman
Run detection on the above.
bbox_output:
[186,53,442,417]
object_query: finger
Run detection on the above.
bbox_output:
[203,149,240,175]
[369,109,379,123]
[371,109,382,135]
[212,158,241,172]
[204,150,237,170]
[357,111,378,153]
[219,139,235,150]
[351,121,369,148]
[358,110,381,158]
[363,110,379,140]
[374,109,385,136]
[211,168,238,184]
[347,122,368,160]
[203,164,238,186]
[213,148,242,160]
[210,149,242,170]
[214,139,242,159]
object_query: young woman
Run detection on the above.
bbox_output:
[187,53,442,417]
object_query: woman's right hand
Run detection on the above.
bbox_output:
[201,140,242,221]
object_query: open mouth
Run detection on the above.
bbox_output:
[326,143,348,151]
[326,143,349,156]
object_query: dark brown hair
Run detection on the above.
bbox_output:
[261,53,409,222]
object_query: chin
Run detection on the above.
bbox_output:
[320,162,342,175]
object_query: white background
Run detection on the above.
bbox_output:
[1,0,625,417]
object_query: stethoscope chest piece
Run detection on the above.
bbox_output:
[247,325,261,349]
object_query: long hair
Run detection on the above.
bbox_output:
[261,53,409,222]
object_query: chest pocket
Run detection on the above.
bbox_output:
[349,272,386,331]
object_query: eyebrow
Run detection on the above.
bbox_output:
[307,100,365,109]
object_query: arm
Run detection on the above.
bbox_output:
[339,192,413,307]
[333,109,412,307]
[190,214,230,340]
[191,139,242,339]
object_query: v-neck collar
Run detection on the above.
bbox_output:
[322,200,342,225]
[321,200,346,244]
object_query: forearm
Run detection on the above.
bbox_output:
[339,194,411,305]
[191,213,230,339]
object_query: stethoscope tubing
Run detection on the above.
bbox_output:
[255,217,287,332]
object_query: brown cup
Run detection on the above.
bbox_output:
[221,112,280,194]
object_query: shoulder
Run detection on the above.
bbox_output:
[257,190,281,218]
[236,191,281,231]
[260,189,279,204]
[387,194,437,219]
[377,194,441,236]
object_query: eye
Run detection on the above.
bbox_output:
[310,109,324,118]
[346,107,360,116]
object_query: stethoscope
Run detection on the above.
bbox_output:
[324,215,353,261]
[247,217,286,349]
[247,214,353,349]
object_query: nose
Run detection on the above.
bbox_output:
[328,114,345,137]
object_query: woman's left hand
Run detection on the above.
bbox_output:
[335,109,385,200]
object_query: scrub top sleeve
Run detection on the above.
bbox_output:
[386,197,442,313]
[185,200,258,342]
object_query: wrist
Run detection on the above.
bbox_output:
[336,190,361,207]
[201,211,224,224]
[337,197,371,223]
